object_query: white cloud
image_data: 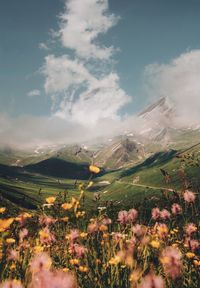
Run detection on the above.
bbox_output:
[39,42,49,51]
[144,50,200,127]
[43,55,95,94]
[58,0,119,59]
[42,0,130,129]
[27,89,41,97]
[55,73,131,125]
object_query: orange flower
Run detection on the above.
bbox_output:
[61,203,73,210]
[45,197,56,204]
[0,218,14,232]
[89,165,100,174]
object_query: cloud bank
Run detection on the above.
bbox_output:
[144,50,200,127]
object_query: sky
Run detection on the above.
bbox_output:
[0,0,200,149]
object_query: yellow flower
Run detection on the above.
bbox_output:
[193,260,200,266]
[33,245,44,254]
[79,266,88,272]
[80,232,88,238]
[186,252,195,259]
[0,207,6,214]
[61,216,69,222]
[87,181,93,188]
[69,258,79,265]
[89,165,100,174]
[129,269,141,282]
[0,218,14,232]
[99,224,108,232]
[150,240,160,249]
[46,197,56,204]
[109,255,121,265]
[6,238,16,244]
[63,267,70,272]
[61,203,73,210]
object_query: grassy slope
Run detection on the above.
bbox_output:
[0,143,199,211]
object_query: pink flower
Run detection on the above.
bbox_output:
[101,216,112,225]
[132,224,146,238]
[30,252,52,274]
[7,249,19,261]
[151,208,161,220]
[127,209,138,224]
[87,222,99,233]
[39,215,56,226]
[39,227,55,245]
[117,210,128,225]
[69,229,79,243]
[29,270,76,288]
[183,190,196,203]
[112,232,123,244]
[171,203,182,215]
[139,273,165,288]
[19,228,29,243]
[185,238,199,251]
[69,244,87,258]
[185,223,197,236]
[160,209,171,220]
[160,246,182,279]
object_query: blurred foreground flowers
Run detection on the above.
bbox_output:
[0,166,199,287]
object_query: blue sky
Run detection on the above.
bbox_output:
[1,0,200,148]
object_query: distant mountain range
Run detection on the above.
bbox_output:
[0,97,200,171]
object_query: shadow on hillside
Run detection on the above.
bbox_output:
[120,149,177,178]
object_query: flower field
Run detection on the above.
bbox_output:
[0,166,200,288]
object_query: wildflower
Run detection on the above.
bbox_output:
[193,260,200,266]
[160,246,182,279]
[138,273,165,288]
[156,223,168,238]
[39,215,56,226]
[30,252,52,273]
[45,197,56,204]
[0,218,14,232]
[7,249,19,261]
[61,203,73,210]
[79,266,88,273]
[186,252,195,259]
[112,232,123,244]
[171,203,182,215]
[0,280,23,288]
[150,240,161,249]
[69,244,87,258]
[129,269,141,283]
[87,221,99,233]
[108,255,121,265]
[118,210,128,226]
[101,216,112,225]
[160,209,171,220]
[15,212,32,226]
[5,238,16,244]
[99,224,108,232]
[89,165,100,174]
[0,207,6,214]
[80,232,88,239]
[68,229,79,243]
[19,228,29,243]
[29,270,77,288]
[39,227,55,245]
[151,208,161,220]
[185,223,197,236]
[183,190,196,203]
[132,224,146,238]
[184,238,199,251]
[127,208,138,224]
[69,258,79,266]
